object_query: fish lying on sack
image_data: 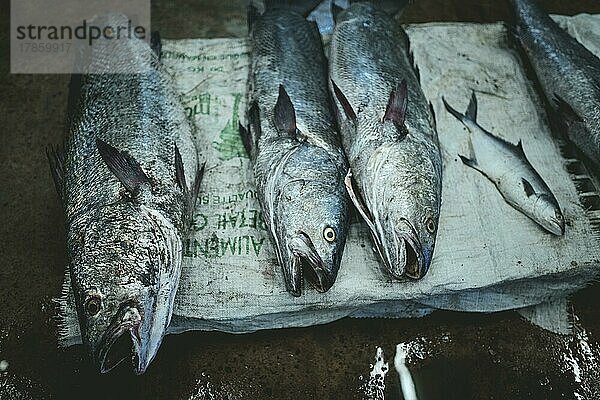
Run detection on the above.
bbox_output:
[509,0,600,168]
[48,17,204,374]
[443,92,564,236]
[240,2,350,296]
[329,1,442,279]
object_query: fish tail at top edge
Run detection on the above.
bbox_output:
[263,0,323,16]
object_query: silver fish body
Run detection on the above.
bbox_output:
[49,17,203,374]
[443,92,565,236]
[329,2,442,279]
[242,7,350,296]
[509,0,600,165]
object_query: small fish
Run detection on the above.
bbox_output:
[48,18,203,374]
[329,2,442,279]
[443,92,565,235]
[509,0,600,167]
[240,3,350,296]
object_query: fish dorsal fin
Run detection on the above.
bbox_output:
[239,101,261,157]
[344,169,387,265]
[96,138,150,195]
[175,145,205,225]
[174,145,187,192]
[383,80,408,133]
[331,79,357,121]
[522,177,536,197]
[274,85,297,136]
[466,91,478,121]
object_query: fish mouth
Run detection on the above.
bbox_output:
[284,232,334,296]
[97,303,145,374]
[400,233,425,280]
[376,219,427,280]
[545,216,565,236]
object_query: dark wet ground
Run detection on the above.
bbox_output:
[2,0,600,398]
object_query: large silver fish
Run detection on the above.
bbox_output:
[240,3,350,296]
[509,0,600,166]
[48,18,203,374]
[329,2,442,279]
[443,92,565,236]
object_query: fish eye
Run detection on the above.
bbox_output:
[323,227,336,243]
[425,218,436,234]
[555,211,563,220]
[85,296,102,317]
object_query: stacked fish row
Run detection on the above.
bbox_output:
[49,0,599,374]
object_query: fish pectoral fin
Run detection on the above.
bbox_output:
[274,85,298,138]
[552,94,583,124]
[383,79,408,136]
[521,177,536,197]
[466,91,478,121]
[429,101,437,131]
[344,169,388,265]
[344,169,377,234]
[189,161,206,221]
[96,138,150,196]
[46,143,65,204]
[331,79,357,121]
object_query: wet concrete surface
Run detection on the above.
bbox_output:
[1,0,600,398]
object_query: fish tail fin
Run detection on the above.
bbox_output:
[442,92,478,125]
[358,0,412,18]
[262,0,322,17]
[442,96,466,124]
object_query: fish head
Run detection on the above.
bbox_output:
[70,205,180,374]
[362,153,440,280]
[532,193,565,235]
[375,202,439,281]
[272,166,349,296]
